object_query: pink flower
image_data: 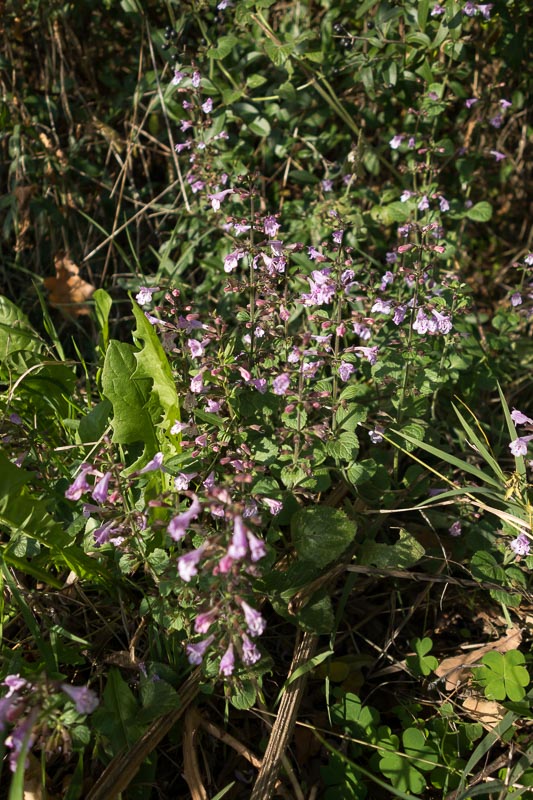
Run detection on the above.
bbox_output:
[339,362,355,382]
[139,452,164,473]
[510,534,530,557]
[191,70,201,88]
[263,215,280,237]
[449,521,462,537]
[273,373,291,395]
[228,516,248,559]
[168,495,202,541]
[247,529,267,560]
[509,436,533,457]
[65,464,93,501]
[194,608,218,633]
[61,684,99,714]
[201,97,213,113]
[135,286,159,305]
[241,601,266,636]
[242,634,261,665]
[208,189,234,211]
[177,545,205,581]
[186,635,215,665]
[91,471,111,503]
[511,409,533,425]
[219,643,235,676]
[188,338,205,358]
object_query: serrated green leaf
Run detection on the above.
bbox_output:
[291,506,356,567]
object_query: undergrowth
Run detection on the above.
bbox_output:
[0,0,532,798]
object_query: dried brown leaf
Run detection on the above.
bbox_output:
[43,253,95,317]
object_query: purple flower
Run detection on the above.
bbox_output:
[439,196,450,212]
[500,99,512,110]
[61,684,99,714]
[393,304,407,325]
[431,3,445,15]
[431,309,453,334]
[449,521,462,537]
[91,471,111,503]
[510,534,531,557]
[418,195,430,211]
[339,362,355,382]
[241,601,266,637]
[307,246,327,262]
[175,141,192,153]
[2,675,27,697]
[186,634,215,665]
[208,188,234,211]
[228,516,248,559]
[139,452,164,473]
[93,522,117,547]
[273,373,291,395]
[247,530,267,561]
[463,1,477,15]
[332,229,344,245]
[168,495,202,542]
[194,609,218,634]
[490,150,506,161]
[219,643,235,676]
[262,497,283,517]
[224,249,246,273]
[509,436,533,457]
[369,425,384,444]
[135,286,159,306]
[177,546,205,582]
[353,321,371,340]
[190,372,204,394]
[201,97,213,114]
[465,98,478,108]
[321,179,333,192]
[400,190,412,202]
[191,70,201,88]
[263,215,280,237]
[354,346,379,365]
[511,293,522,307]
[489,114,503,129]
[477,4,493,19]
[386,251,398,264]
[371,298,392,315]
[65,463,93,501]
[511,409,533,425]
[172,70,185,86]
[241,634,261,665]
[301,269,336,306]
[188,338,205,358]
[5,716,35,772]
[389,134,404,149]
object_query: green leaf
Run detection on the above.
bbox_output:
[406,637,439,677]
[0,295,43,365]
[465,201,492,222]
[92,668,144,752]
[291,506,356,567]
[326,431,359,463]
[359,529,425,570]
[93,288,113,352]
[0,450,109,582]
[207,34,239,59]
[476,650,530,702]
[246,115,272,137]
[297,592,334,634]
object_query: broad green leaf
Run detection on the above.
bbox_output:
[297,592,334,634]
[358,529,425,569]
[291,506,356,567]
[131,302,181,450]
[247,115,272,137]
[102,340,157,447]
[0,295,43,367]
[465,201,492,222]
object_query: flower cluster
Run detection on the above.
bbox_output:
[0,675,98,772]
